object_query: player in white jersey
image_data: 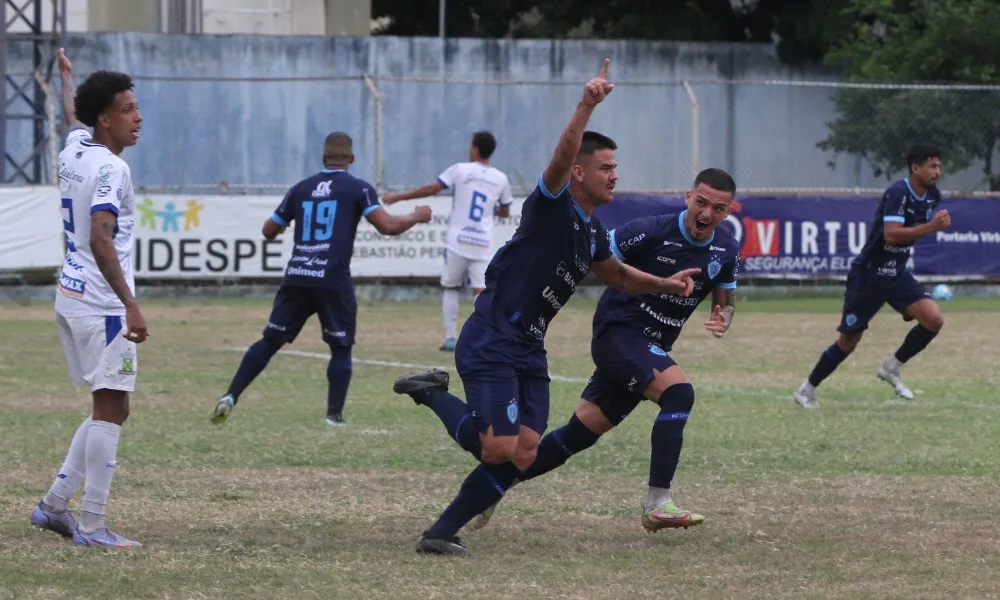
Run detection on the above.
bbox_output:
[384,131,514,351]
[30,48,146,548]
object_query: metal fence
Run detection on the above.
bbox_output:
[17,74,1000,197]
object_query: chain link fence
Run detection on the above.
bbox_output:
[10,72,1000,196]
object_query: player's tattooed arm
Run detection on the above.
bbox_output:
[705,287,736,338]
[57,48,85,131]
[90,210,136,307]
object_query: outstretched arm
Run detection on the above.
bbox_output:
[366,205,433,235]
[57,48,85,131]
[540,58,614,195]
[383,181,446,205]
[591,255,700,297]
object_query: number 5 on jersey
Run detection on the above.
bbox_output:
[302,199,337,242]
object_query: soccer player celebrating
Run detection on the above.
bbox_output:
[469,168,741,533]
[392,58,701,556]
[795,144,951,409]
[32,48,146,547]
[383,131,514,352]
[210,133,432,427]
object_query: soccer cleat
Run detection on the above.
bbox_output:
[210,394,235,424]
[793,381,819,410]
[30,500,77,538]
[416,531,469,557]
[439,338,457,352]
[326,413,347,427]
[392,369,450,404]
[72,527,142,548]
[466,499,500,531]
[876,361,914,400]
[641,501,705,532]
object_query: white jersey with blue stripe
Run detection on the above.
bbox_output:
[55,128,137,317]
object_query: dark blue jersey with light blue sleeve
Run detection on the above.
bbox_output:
[271,169,380,288]
[471,174,613,345]
[853,179,941,278]
[593,211,740,351]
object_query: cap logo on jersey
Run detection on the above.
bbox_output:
[312,181,333,198]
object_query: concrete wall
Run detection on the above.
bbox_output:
[5,33,993,193]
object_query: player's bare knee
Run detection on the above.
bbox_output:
[480,438,517,465]
[573,400,614,435]
[921,311,944,332]
[644,365,688,405]
[837,332,862,354]
[513,445,538,471]
[92,389,129,425]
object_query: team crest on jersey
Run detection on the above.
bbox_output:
[119,349,135,375]
[845,313,858,328]
[707,256,722,280]
[648,343,667,357]
[506,399,519,424]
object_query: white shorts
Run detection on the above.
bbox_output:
[441,250,488,289]
[56,313,138,393]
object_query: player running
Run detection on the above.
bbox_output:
[469,168,740,533]
[210,132,432,427]
[32,48,146,548]
[391,58,701,557]
[383,131,514,352]
[794,144,950,409]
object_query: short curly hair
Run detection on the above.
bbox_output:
[74,70,134,128]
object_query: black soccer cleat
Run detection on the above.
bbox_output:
[415,531,469,557]
[392,369,450,404]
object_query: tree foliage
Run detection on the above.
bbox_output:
[817,0,1000,189]
[370,0,846,65]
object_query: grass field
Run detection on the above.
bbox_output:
[1,293,998,599]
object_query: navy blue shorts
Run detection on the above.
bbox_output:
[581,324,678,425]
[454,312,550,437]
[839,267,928,334]
[263,283,356,346]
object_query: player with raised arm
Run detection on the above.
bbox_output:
[210,133,432,427]
[468,168,740,533]
[31,48,146,548]
[391,59,701,557]
[383,131,514,352]
[795,144,950,409]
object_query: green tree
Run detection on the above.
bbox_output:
[370,0,846,65]
[818,0,1000,189]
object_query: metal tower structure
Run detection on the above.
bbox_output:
[0,0,65,184]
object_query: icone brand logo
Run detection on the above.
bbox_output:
[312,181,333,198]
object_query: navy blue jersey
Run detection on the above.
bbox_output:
[270,169,380,288]
[472,175,613,345]
[854,179,941,278]
[593,211,740,351]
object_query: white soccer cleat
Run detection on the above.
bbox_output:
[876,361,913,400]
[794,381,819,410]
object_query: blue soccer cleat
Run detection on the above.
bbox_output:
[30,500,77,538]
[439,337,457,352]
[73,527,142,548]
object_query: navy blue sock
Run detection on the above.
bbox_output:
[519,414,602,481]
[649,383,695,489]
[894,325,938,363]
[421,389,481,460]
[226,337,283,402]
[326,345,352,417]
[425,462,520,538]
[807,343,849,387]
